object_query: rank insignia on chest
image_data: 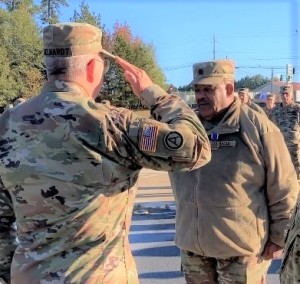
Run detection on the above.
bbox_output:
[210,140,236,150]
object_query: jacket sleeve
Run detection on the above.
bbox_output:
[262,122,299,247]
[0,179,16,283]
[98,85,211,172]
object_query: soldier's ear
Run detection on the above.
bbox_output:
[87,59,96,82]
[225,83,234,97]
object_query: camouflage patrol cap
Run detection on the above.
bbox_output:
[43,22,114,58]
[238,87,249,94]
[280,84,293,95]
[267,93,275,99]
[191,59,235,85]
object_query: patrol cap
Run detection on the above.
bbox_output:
[191,59,235,85]
[43,22,115,58]
[238,87,249,94]
[280,85,293,95]
[267,93,275,99]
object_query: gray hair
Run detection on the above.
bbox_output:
[44,54,94,80]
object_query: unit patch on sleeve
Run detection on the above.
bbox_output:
[139,125,159,152]
[164,131,183,150]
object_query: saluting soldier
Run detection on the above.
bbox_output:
[0,22,211,284]
[169,59,299,283]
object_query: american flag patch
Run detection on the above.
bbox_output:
[139,125,159,152]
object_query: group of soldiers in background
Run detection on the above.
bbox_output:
[238,84,300,281]
[238,84,300,178]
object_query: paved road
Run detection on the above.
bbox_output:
[130,169,280,283]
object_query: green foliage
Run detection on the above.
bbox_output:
[40,0,68,24]
[0,0,21,11]
[0,6,44,107]
[70,1,101,27]
[178,84,193,92]
[235,75,270,91]
[101,22,167,109]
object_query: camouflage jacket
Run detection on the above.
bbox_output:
[270,102,300,178]
[169,99,299,258]
[0,81,211,284]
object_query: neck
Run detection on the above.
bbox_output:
[208,105,231,123]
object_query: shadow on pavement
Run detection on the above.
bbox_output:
[132,245,180,257]
[130,233,175,243]
[130,223,175,232]
[138,271,183,279]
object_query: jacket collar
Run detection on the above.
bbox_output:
[41,80,89,97]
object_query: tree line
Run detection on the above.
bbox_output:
[0,0,167,109]
[0,0,270,109]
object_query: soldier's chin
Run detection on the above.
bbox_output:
[198,105,213,120]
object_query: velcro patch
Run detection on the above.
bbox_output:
[211,140,236,150]
[139,125,159,152]
[164,131,183,150]
[44,48,71,56]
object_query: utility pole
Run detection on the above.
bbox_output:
[271,67,274,93]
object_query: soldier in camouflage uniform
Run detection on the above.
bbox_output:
[277,84,300,283]
[262,93,276,122]
[270,84,300,177]
[238,87,267,116]
[280,204,300,283]
[0,23,211,284]
[169,60,299,283]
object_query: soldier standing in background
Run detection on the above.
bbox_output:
[263,93,276,122]
[271,84,300,178]
[277,84,300,283]
[0,22,211,284]
[238,87,267,115]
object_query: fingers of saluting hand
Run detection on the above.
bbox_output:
[115,56,144,77]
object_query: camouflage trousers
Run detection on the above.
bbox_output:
[280,204,300,283]
[280,234,300,283]
[180,249,271,284]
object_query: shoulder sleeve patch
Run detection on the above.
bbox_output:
[139,125,159,152]
[164,131,183,150]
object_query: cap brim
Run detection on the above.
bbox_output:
[190,77,224,86]
[101,49,116,59]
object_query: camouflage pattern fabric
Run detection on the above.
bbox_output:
[270,103,300,178]
[262,106,276,123]
[181,249,271,284]
[280,204,300,283]
[0,181,15,284]
[0,81,210,284]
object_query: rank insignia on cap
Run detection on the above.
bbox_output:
[139,125,159,152]
[164,131,183,150]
